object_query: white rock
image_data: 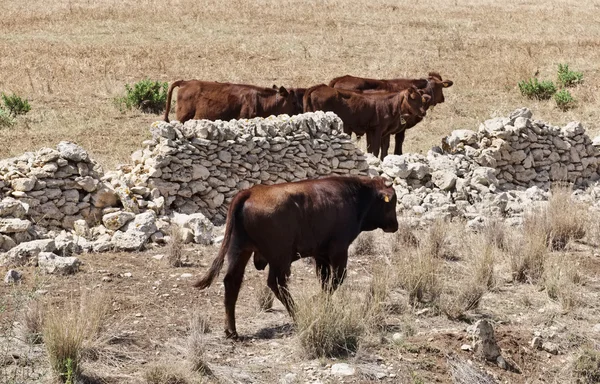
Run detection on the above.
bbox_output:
[0,239,56,266]
[102,211,136,231]
[331,363,355,376]
[4,269,22,284]
[57,141,89,162]
[38,252,80,275]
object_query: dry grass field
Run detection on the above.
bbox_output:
[1,0,600,168]
[3,1,600,383]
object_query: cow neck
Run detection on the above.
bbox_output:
[355,182,380,233]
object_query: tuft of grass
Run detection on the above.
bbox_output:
[351,231,376,256]
[545,185,587,250]
[573,348,600,384]
[557,63,584,88]
[392,221,420,252]
[114,78,168,114]
[22,299,44,344]
[256,285,274,312]
[555,89,576,111]
[509,213,549,283]
[481,219,509,251]
[518,78,557,100]
[362,263,394,328]
[187,311,211,375]
[1,92,31,117]
[543,254,582,311]
[43,291,111,383]
[0,107,14,128]
[295,284,365,358]
[395,245,441,306]
[448,354,498,384]
[424,219,451,259]
[166,226,185,267]
[144,364,192,384]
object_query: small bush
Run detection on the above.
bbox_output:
[392,221,420,251]
[543,254,582,311]
[424,219,451,259]
[351,231,376,256]
[555,89,576,111]
[295,285,365,358]
[574,348,600,383]
[510,213,549,283]
[557,63,584,88]
[518,78,557,100]
[1,92,31,117]
[546,185,587,249]
[115,79,168,114]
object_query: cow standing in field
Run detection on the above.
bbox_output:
[329,72,454,157]
[193,176,399,339]
[163,80,303,123]
[303,84,429,159]
[272,84,307,111]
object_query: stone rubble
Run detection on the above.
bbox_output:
[1,108,600,264]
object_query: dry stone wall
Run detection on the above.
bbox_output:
[109,111,370,224]
[373,108,600,224]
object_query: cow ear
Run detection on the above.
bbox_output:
[278,86,289,97]
[442,80,453,88]
[272,84,278,89]
[422,94,431,104]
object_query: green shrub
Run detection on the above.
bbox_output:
[518,78,557,100]
[114,79,168,114]
[555,89,576,111]
[1,93,31,117]
[557,63,583,88]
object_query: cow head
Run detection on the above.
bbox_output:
[424,72,453,106]
[401,86,429,119]
[273,85,303,115]
[365,178,399,233]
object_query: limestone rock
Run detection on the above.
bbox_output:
[38,252,80,275]
[102,211,136,231]
[0,239,56,266]
[57,141,89,162]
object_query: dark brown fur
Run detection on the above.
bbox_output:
[303,84,429,159]
[163,80,303,123]
[193,176,399,339]
[329,72,454,157]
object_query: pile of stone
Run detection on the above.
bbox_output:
[373,108,600,223]
[109,111,369,223]
[0,112,371,267]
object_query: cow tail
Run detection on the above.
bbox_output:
[192,191,251,289]
[163,80,184,123]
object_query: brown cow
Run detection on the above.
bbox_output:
[272,84,307,111]
[330,72,453,156]
[303,84,429,159]
[193,175,399,339]
[163,80,302,123]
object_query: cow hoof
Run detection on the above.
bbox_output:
[225,329,239,340]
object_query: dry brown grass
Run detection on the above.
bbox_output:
[186,311,211,375]
[509,214,549,283]
[256,285,275,312]
[21,298,44,344]
[295,282,366,358]
[543,253,583,311]
[2,0,600,168]
[394,245,442,306]
[144,363,198,384]
[43,290,111,382]
[166,226,185,268]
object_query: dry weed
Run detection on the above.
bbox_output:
[545,185,587,250]
[295,283,365,358]
[21,299,44,344]
[362,263,394,329]
[481,219,509,251]
[509,215,549,283]
[144,363,195,384]
[424,219,451,259]
[391,221,420,252]
[543,254,582,311]
[43,290,111,382]
[394,246,441,306]
[573,347,600,384]
[447,354,498,384]
[256,285,274,312]
[187,311,211,375]
[350,231,376,256]
[166,226,185,267]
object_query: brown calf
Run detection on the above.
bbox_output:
[163,80,303,123]
[193,176,399,339]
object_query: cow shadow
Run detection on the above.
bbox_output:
[251,323,295,340]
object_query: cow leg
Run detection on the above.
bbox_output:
[393,130,406,156]
[380,135,390,160]
[223,249,252,339]
[329,249,349,292]
[267,264,296,320]
[369,130,382,158]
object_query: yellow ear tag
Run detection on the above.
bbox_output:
[384,195,390,203]
[443,83,449,88]
[422,96,427,103]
